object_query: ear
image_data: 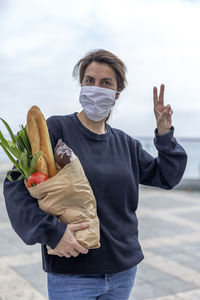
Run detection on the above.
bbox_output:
[115,92,120,100]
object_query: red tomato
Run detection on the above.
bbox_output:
[27,172,48,188]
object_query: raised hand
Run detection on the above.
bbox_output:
[153,84,173,135]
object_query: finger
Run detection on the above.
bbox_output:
[64,252,71,258]
[160,107,172,124]
[166,114,172,125]
[161,107,169,117]
[165,104,171,109]
[168,110,172,116]
[70,249,80,257]
[55,252,64,257]
[153,86,158,107]
[157,108,168,124]
[154,110,161,117]
[165,105,172,115]
[74,241,89,254]
[70,222,90,233]
[166,108,172,117]
[166,109,172,124]
[158,84,165,105]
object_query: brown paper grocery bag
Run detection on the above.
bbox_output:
[27,156,100,254]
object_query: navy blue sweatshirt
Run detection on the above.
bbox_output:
[3,113,187,274]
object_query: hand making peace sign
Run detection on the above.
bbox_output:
[153,84,173,135]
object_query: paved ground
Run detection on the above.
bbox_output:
[0,182,200,300]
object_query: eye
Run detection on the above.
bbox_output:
[103,80,112,86]
[84,77,94,84]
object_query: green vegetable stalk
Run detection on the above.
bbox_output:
[0,118,42,181]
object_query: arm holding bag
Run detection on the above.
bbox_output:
[27,154,100,254]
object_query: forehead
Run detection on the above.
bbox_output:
[84,61,116,79]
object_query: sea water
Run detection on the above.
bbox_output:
[0,138,200,179]
[139,137,200,179]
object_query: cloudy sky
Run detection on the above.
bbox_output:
[0,0,200,139]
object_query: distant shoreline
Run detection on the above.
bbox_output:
[137,136,200,142]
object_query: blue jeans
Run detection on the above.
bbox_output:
[47,265,137,300]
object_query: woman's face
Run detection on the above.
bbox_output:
[82,61,118,91]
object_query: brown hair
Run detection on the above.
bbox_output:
[72,49,127,92]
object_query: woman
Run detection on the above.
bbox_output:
[3,49,187,300]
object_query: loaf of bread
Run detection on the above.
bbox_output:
[26,105,57,178]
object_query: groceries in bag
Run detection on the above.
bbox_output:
[26,106,100,252]
[0,106,100,252]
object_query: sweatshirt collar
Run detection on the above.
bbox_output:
[72,112,111,140]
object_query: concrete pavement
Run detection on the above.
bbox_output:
[0,182,200,300]
[131,186,200,300]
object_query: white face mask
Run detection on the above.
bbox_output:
[79,86,119,122]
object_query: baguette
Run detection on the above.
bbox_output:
[26,106,57,178]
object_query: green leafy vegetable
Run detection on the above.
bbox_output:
[0,118,16,144]
[0,119,42,181]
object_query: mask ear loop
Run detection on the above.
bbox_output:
[105,91,120,122]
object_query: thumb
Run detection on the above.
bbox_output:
[70,222,90,232]
[161,106,170,118]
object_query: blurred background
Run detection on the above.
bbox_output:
[0,0,200,179]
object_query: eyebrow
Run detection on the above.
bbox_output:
[85,75,114,82]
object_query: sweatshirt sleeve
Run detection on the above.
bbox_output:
[3,120,67,249]
[3,178,67,248]
[137,127,187,189]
